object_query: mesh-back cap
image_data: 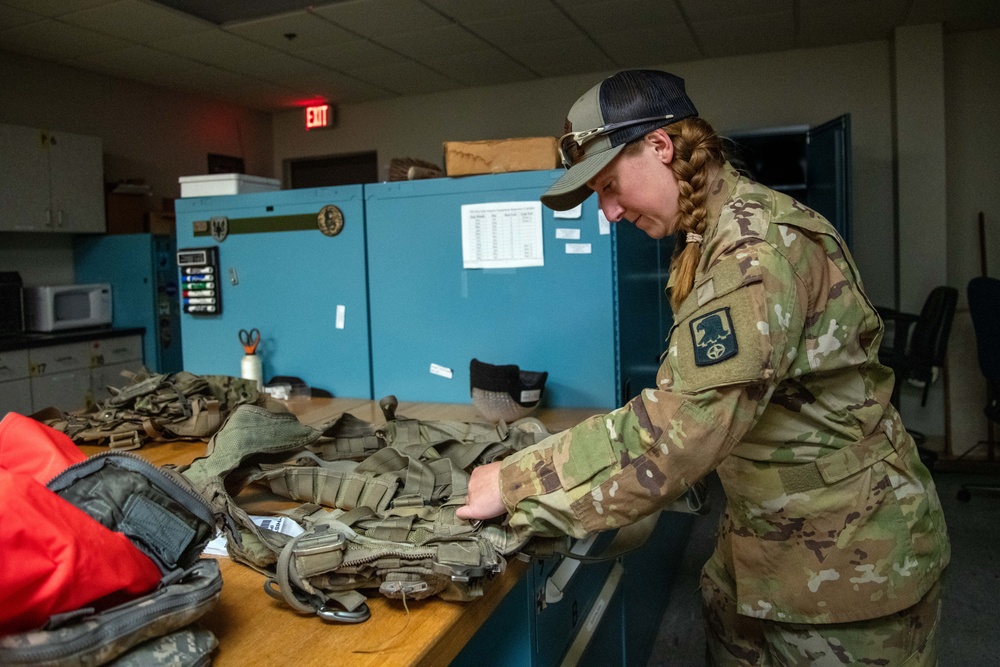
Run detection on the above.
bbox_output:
[542,69,698,211]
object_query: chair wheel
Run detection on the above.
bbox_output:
[957,488,972,502]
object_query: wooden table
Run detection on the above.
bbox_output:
[81,397,603,667]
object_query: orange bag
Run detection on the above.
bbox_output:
[0,413,161,635]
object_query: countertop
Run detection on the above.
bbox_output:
[0,326,145,352]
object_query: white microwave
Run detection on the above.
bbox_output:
[23,284,113,332]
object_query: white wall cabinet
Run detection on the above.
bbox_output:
[0,333,144,416]
[0,123,104,233]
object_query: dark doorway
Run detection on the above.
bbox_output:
[286,151,378,188]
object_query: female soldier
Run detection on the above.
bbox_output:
[457,69,950,665]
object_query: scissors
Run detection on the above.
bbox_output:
[239,328,260,354]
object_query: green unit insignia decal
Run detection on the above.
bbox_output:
[690,307,738,366]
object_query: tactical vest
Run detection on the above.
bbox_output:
[180,396,549,623]
[34,370,268,451]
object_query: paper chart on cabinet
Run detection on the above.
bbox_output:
[461,201,544,269]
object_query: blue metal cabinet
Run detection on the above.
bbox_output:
[620,512,694,665]
[365,170,672,410]
[174,186,371,398]
[452,511,692,666]
[74,233,182,374]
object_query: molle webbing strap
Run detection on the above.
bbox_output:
[257,456,399,514]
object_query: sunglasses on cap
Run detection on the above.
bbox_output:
[558,114,675,169]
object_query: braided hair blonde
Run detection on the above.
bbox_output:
[665,118,726,310]
[637,117,727,311]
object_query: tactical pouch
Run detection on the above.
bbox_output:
[34,370,268,451]
[182,397,547,623]
[0,452,222,666]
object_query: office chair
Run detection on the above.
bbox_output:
[877,286,958,471]
[878,286,959,410]
[957,276,1000,501]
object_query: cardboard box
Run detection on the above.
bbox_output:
[147,211,175,235]
[443,137,559,176]
[178,173,280,198]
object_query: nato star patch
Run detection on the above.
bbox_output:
[690,307,738,366]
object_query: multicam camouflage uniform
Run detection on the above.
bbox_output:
[499,164,950,661]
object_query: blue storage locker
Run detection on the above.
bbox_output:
[174,186,371,398]
[74,233,183,374]
[365,170,672,410]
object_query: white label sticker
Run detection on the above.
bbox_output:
[335,304,346,329]
[565,243,592,254]
[520,389,541,403]
[555,228,581,240]
[430,363,453,379]
[553,204,583,219]
[598,210,611,235]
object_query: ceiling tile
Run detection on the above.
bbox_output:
[0,18,131,61]
[797,0,909,47]
[0,4,44,29]
[0,0,118,18]
[421,49,537,86]
[149,29,274,69]
[465,9,583,47]
[68,44,219,86]
[223,9,356,52]
[590,25,702,68]
[560,0,685,33]
[220,50,347,90]
[677,0,793,22]
[348,60,461,96]
[422,0,548,22]
[690,11,796,58]
[504,36,615,78]
[293,71,396,105]
[376,24,490,60]
[60,0,213,43]
[298,38,406,71]
[311,0,451,38]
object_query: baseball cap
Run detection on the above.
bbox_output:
[541,69,698,211]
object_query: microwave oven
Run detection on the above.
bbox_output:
[23,283,113,332]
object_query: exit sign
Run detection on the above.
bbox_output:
[305,104,332,130]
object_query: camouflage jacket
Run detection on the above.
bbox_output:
[498,164,950,624]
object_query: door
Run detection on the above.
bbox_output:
[49,130,105,233]
[807,114,852,247]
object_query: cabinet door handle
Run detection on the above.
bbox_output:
[56,210,64,228]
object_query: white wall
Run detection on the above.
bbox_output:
[0,50,273,286]
[941,26,1000,457]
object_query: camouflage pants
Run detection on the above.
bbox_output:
[701,570,941,666]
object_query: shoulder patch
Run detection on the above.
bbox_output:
[690,307,738,366]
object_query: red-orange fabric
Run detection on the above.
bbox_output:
[0,412,86,483]
[0,413,162,635]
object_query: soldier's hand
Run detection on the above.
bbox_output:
[457,461,507,520]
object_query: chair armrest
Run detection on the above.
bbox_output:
[874,307,920,355]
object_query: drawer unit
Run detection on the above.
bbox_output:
[91,335,143,366]
[0,349,32,416]
[31,368,91,413]
[29,341,91,376]
[0,348,29,382]
[0,331,146,415]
